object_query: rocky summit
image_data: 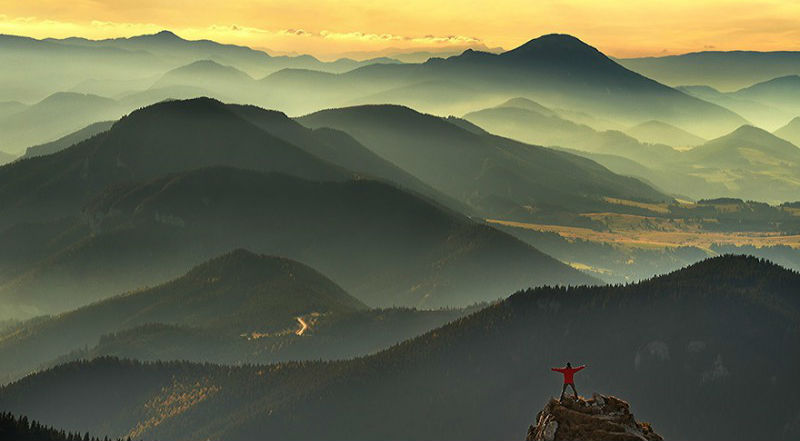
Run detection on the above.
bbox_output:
[526,393,662,441]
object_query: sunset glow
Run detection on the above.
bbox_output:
[3,0,800,59]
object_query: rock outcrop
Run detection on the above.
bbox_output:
[526,393,662,441]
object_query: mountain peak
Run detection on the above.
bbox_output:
[496,97,555,115]
[728,124,773,138]
[502,34,602,58]
[703,124,799,154]
[526,394,662,441]
[151,30,181,40]
[784,116,800,127]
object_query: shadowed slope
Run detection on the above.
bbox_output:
[0,256,797,441]
[0,166,595,316]
[0,250,365,381]
[0,97,347,229]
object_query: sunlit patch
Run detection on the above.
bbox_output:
[127,378,220,439]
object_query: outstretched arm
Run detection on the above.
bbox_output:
[575,365,586,372]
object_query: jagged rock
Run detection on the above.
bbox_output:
[526,393,662,441]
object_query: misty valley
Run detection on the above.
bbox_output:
[0,21,799,441]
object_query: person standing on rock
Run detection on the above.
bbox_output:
[551,362,585,400]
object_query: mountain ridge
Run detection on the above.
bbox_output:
[0,255,796,441]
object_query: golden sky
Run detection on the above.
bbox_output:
[2,0,800,59]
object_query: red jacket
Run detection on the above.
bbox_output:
[551,365,585,384]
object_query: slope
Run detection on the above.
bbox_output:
[618,50,800,90]
[0,166,595,316]
[677,85,790,130]
[272,34,746,137]
[22,121,115,158]
[226,103,463,210]
[677,125,800,201]
[0,249,365,382]
[626,120,705,147]
[0,256,797,441]
[0,97,347,229]
[148,60,268,104]
[462,100,682,167]
[0,92,123,154]
[686,124,800,167]
[733,75,800,115]
[299,104,670,220]
[774,117,800,146]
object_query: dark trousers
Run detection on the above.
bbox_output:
[561,382,578,399]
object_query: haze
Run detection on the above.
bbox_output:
[4,0,800,59]
[1,3,800,441]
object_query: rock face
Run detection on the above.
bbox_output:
[526,393,663,441]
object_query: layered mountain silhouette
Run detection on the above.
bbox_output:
[1,256,797,441]
[0,249,366,381]
[0,101,27,119]
[0,165,594,316]
[462,98,683,167]
[0,250,478,384]
[22,120,114,158]
[0,34,161,102]
[732,75,800,115]
[626,120,705,147]
[275,34,746,137]
[2,29,799,441]
[687,125,800,166]
[54,30,397,77]
[619,50,800,90]
[774,117,800,146]
[147,60,267,105]
[677,85,790,131]
[0,93,124,153]
[680,125,800,201]
[298,104,670,221]
[674,76,800,131]
[226,103,458,209]
[0,98,346,228]
[0,31,396,104]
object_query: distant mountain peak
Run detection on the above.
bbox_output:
[728,124,772,137]
[502,33,603,58]
[123,96,227,120]
[764,74,800,83]
[738,74,800,92]
[496,97,555,115]
[151,30,181,40]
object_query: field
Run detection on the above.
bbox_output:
[486,218,800,250]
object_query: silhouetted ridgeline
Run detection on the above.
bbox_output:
[0,98,595,318]
[0,249,475,383]
[1,255,797,441]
